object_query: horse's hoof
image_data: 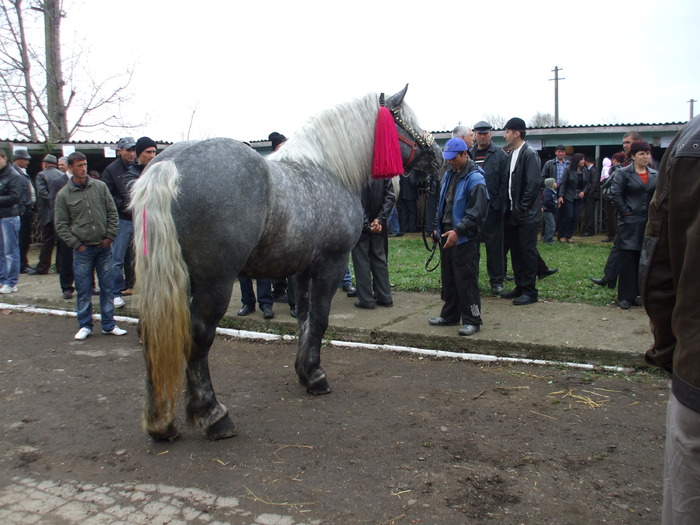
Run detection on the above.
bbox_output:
[307,379,333,395]
[205,415,237,440]
[148,424,181,442]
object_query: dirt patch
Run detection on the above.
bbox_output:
[0,310,666,523]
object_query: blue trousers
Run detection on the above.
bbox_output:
[73,245,116,331]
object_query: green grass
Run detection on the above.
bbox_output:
[386,236,617,306]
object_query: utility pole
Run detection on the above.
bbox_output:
[689,99,697,120]
[549,66,565,127]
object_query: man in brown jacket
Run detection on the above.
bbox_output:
[641,115,700,524]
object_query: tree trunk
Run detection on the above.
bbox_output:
[44,0,68,142]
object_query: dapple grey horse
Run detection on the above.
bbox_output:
[130,85,441,441]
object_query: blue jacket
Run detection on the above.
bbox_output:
[436,159,489,245]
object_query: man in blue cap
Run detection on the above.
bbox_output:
[428,137,489,336]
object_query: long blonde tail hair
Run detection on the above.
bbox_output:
[131,160,191,428]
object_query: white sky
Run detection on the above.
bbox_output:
[16,0,700,143]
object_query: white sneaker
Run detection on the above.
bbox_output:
[113,296,125,308]
[102,326,127,336]
[74,327,92,340]
[0,284,18,294]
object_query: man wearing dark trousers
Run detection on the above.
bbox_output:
[471,121,508,295]
[581,155,600,236]
[428,138,488,335]
[30,155,64,275]
[500,118,541,306]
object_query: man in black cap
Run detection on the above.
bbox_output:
[10,149,36,273]
[112,137,158,308]
[269,132,287,152]
[500,118,541,305]
[471,121,508,295]
[29,154,65,274]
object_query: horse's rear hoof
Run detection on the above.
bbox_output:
[206,415,237,440]
[148,424,181,442]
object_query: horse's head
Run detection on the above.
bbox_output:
[384,85,443,176]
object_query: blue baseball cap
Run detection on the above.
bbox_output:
[442,137,468,160]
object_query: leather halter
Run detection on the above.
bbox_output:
[389,106,441,174]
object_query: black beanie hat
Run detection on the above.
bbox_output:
[268,132,287,151]
[135,136,157,156]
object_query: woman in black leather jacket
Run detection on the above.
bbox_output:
[609,140,657,309]
[557,153,589,243]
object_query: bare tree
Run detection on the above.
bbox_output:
[481,113,507,129]
[0,0,132,142]
[528,112,568,128]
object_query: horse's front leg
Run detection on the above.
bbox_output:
[293,265,343,395]
[186,282,237,440]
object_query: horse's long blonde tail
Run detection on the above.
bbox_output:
[131,160,191,433]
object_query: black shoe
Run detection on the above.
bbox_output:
[537,268,558,279]
[601,238,613,243]
[237,304,255,316]
[513,294,538,306]
[27,268,48,275]
[491,284,504,295]
[290,307,297,318]
[62,290,73,300]
[428,316,458,326]
[20,266,32,274]
[354,300,375,310]
[273,293,288,304]
[581,232,593,237]
[590,277,615,289]
[376,300,393,307]
[619,300,630,310]
[500,289,520,299]
[342,283,357,297]
[504,275,514,282]
[262,305,275,319]
[633,298,643,307]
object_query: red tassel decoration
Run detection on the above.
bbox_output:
[372,106,403,179]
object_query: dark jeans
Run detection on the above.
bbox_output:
[73,245,116,331]
[439,239,482,326]
[239,276,273,307]
[583,196,597,235]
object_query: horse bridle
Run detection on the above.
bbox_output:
[388,105,442,174]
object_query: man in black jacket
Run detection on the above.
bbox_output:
[500,118,541,306]
[471,121,508,295]
[102,137,137,307]
[581,155,600,236]
[642,115,700,523]
[351,178,395,309]
[0,149,23,294]
[29,155,64,275]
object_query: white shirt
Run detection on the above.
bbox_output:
[508,143,524,210]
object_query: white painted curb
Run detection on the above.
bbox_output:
[1,302,631,373]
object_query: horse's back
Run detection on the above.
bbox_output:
[160,138,272,278]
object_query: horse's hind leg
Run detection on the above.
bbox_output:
[186,281,237,440]
[294,263,343,395]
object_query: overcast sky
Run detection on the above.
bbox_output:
[14,0,700,143]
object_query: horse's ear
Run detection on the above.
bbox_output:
[385,84,408,109]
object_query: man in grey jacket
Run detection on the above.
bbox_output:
[29,155,64,275]
[54,152,126,340]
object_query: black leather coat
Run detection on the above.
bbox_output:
[507,142,542,226]
[610,163,657,251]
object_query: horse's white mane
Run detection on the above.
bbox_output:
[269,92,418,191]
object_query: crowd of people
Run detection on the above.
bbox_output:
[0,124,658,339]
